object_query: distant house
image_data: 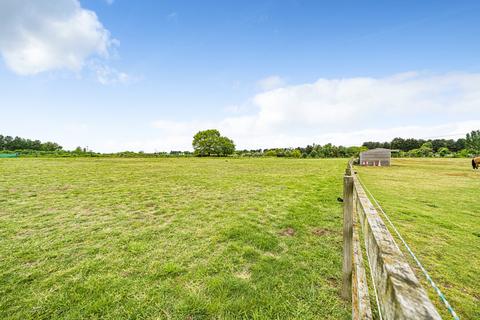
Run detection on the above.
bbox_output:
[359,148,391,166]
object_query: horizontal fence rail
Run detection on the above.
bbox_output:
[343,161,441,320]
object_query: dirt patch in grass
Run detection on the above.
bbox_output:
[312,228,335,236]
[326,276,339,288]
[279,227,295,236]
[234,270,251,280]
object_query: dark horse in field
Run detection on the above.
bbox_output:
[472,157,480,169]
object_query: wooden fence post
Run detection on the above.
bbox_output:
[342,174,354,299]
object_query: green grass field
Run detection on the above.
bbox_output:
[356,158,480,319]
[0,158,350,319]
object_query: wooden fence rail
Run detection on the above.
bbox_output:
[343,161,441,319]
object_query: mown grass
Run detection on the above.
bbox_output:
[356,158,480,319]
[0,158,350,319]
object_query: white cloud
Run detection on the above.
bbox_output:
[256,75,286,91]
[0,0,115,75]
[252,72,480,131]
[89,60,133,85]
[142,72,480,152]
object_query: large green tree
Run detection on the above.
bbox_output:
[466,130,480,153]
[192,129,235,156]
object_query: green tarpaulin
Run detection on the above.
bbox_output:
[0,154,18,158]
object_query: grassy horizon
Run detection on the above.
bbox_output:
[0,157,350,319]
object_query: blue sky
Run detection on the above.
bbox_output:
[1,0,480,151]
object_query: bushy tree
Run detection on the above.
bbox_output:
[192,129,235,156]
[291,149,302,158]
[437,147,450,157]
[218,136,235,155]
[408,142,433,157]
[456,149,473,158]
[264,150,276,157]
[309,149,319,158]
[466,130,480,153]
[454,138,466,152]
[391,137,406,151]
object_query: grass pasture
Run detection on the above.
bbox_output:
[356,158,480,319]
[0,158,350,319]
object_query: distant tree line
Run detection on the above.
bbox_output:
[362,137,466,152]
[0,135,62,152]
[2,130,479,158]
[234,144,366,158]
[362,130,480,157]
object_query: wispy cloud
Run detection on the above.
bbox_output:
[256,75,286,91]
[88,61,134,85]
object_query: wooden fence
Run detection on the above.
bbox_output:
[342,162,441,319]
